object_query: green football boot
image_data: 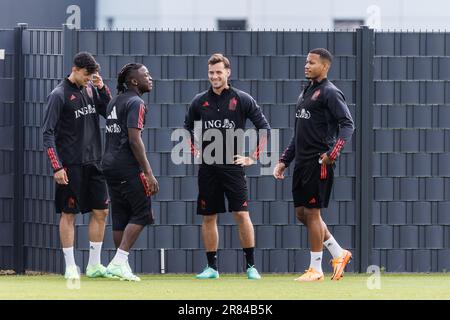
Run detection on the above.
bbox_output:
[64,265,80,280]
[196,266,220,279]
[246,266,262,280]
[106,261,141,282]
[86,264,115,278]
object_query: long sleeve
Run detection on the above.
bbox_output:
[42,91,64,171]
[325,88,355,161]
[279,128,295,167]
[93,84,112,118]
[184,97,201,156]
[242,94,271,160]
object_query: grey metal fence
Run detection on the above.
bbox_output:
[0,28,15,271]
[372,32,450,272]
[1,24,449,274]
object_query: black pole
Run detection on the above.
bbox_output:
[356,26,374,273]
[13,22,27,274]
[63,23,76,75]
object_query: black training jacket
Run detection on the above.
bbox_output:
[184,85,271,166]
[279,78,354,167]
[42,78,111,170]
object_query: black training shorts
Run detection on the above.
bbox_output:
[197,164,249,215]
[106,172,154,231]
[55,163,109,214]
[292,158,335,209]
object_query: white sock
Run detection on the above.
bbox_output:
[88,241,103,266]
[111,248,129,265]
[310,251,323,273]
[63,247,76,267]
[324,236,344,259]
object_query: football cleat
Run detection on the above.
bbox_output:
[196,266,219,279]
[246,266,262,280]
[331,249,352,280]
[64,265,80,280]
[86,264,114,278]
[294,267,324,282]
[106,261,141,282]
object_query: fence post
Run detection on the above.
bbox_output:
[13,22,27,274]
[63,23,76,75]
[356,26,374,273]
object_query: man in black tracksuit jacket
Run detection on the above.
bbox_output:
[42,52,112,280]
[273,48,355,282]
[184,53,270,280]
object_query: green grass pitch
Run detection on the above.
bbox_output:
[0,273,449,299]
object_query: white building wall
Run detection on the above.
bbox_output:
[96,0,450,31]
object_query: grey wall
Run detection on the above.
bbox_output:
[372,33,450,272]
[21,29,65,272]
[0,29,15,270]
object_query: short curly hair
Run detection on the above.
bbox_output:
[73,51,99,74]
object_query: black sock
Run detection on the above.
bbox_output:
[243,247,255,268]
[206,251,217,270]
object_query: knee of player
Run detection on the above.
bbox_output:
[60,213,77,225]
[202,214,218,225]
[295,207,306,222]
[92,209,109,221]
[296,215,307,225]
[304,208,321,222]
[233,211,251,224]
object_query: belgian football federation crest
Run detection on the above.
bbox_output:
[228,97,237,111]
[68,197,76,208]
[200,199,206,210]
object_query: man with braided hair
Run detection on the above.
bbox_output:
[102,63,158,281]
[43,51,112,280]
